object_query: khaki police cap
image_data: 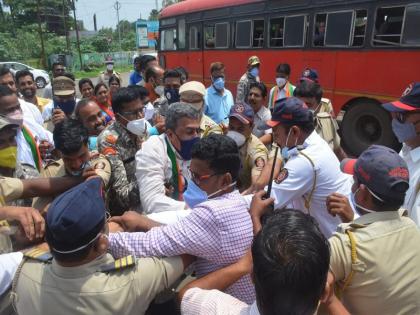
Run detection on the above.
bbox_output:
[0,116,18,131]
[53,76,75,96]
[179,81,206,97]
[248,56,260,66]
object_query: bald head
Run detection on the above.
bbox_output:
[145,65,164,83]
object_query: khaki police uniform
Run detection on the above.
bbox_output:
[238,135,268,191]
[315,98,341,152]
[329,210,420,315]
[12,250,184,315]
[200,114,223,138]
[97,71,122,87]
[32,156,111,212]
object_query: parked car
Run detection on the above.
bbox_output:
[0,62,50,89]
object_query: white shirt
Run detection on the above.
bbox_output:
[20,98,44,126]
[0,252,23,295]
[400,144,420,226]
[181,288,259,315]
[136,134,191,215]
[270,131,353,237]
[252,106,272,138]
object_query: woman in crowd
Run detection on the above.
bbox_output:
[94,83,114,123]
[109,75,121,98]
[78,78,95,99]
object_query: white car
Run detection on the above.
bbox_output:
[0,62,50,89]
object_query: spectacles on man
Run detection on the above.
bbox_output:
[120,108,144,119]
[188,167,220,185]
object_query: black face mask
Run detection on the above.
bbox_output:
[164,88,180,105]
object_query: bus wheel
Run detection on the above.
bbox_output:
[341,99,401,157]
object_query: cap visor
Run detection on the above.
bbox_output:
[382,101,417,112]
[340,158,357,175]
[230,113,251,125]
[54,90,74,96]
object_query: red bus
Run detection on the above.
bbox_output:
[158,0,420,156]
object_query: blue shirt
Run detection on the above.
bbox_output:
[204,85,234,124]
[129,71,143,86]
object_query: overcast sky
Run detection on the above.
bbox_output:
[76,0,158,30]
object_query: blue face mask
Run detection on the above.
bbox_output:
[176,135,200,161]
[54,99,76,115]
[183,178,237,209]
[88,136,97,151]
[280,129,298,161]
[165,88,180,105]
[391,118,417,143]
[249,67,259,78]
[212,77,225,91]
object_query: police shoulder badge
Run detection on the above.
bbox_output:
[274,168,289,184]
[255,157,266,168]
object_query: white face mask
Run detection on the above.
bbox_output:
[143,102,155,121]
[106,64,114,71]
[227,130,246,147]
[154,85,164,96]
[276,77,287,87]
[126,118,152,137]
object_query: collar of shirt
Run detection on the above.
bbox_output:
[408,145,420,164]
[255,106,267,120]
[51,253,113,278]
[249,301,260,315]
[351,210,402,227]
[208,84,225,96]
[164,133,188,162]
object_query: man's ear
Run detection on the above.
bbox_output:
[222,172,233,187]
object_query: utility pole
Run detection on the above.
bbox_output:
[36,0,47,69]
[155,0,158,10]
[114,1,122,50]
[62,0,70,53]
[93,13,97,31]
[71,0,83,70]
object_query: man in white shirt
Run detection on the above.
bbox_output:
[382,82,420,226]
[248,82,272,145]
[136,102,200,218]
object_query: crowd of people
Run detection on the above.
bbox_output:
[0,53,420,315]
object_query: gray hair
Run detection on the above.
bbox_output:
[165,102,200,131]
[73,98,98,120]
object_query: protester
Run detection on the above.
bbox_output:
[108,74,121,97]
[204,62,234,125]
[268,63,295,109]
[78,78,94,99]
[154,69,183,117]
[236,56,261,104]
[111,134,255,304]
[300,68,319,84]
[13,178,192,315]
[97,87,145,215]
[247,82,272,145]
[42,62,65,99]
[144,65,165,104]
[328,145,420,315]
[175,66,189,84]
[227,103,268,191]
[97,57,122,86]
[129,55,158,86]
[179,81,222,137]
[15,70,50,113]
[94,82,114,122]
[294,80,346,160]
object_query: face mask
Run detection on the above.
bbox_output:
[249,67,259,78]
[212,77,225,91]
[55,99,76,115]
[69,161,90,177]
[106,64,114,71]
[276,77,287,87]
[144,102,155,121]
[391,118,417,143]
[227,130,246,147]
[280,128,298,160]
[165,88,180,104]
[127,118,152,137]
[5,109,23,127]
[175,134,200,161]
[154,85,164,96]
[183,178,236,209]
[0,146,17,168]
[350,188,375,215]
[88,136,97,151]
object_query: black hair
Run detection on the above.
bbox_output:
[191,134,240,182]
[294,81,323,103]
[53,119,89,155]
[139,55,157,71]
[174,66,189,82]
[133,56,142,64]
[108,75,121,87]
[276,63,291,75]
[0,85,15,98]
[0,67,13,78]
[15,69,34,83]
[163,69,182,82]
[94,82,108,96]
[284,118,315,135]
[78,78,94,91]
[250,82,268,98]
[252,209,330,315]
[62,72,75,81]
[52,62,64,69]
[127,85,149,101]
[111,87,141,114]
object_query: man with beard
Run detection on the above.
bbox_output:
[74,99,107,152]
[15,70,50,114]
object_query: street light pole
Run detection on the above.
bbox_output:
[114,1,122,50]
[71,0,83,70]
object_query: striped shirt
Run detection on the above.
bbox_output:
[109,190,255,303]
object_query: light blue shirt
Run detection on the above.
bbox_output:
[204,85,234,125]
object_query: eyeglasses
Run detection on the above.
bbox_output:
[188,167,219,185]
[120,108,144,118]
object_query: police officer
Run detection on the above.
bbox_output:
[255,97,353,237]
[227,103,268,192]
[328,145,420,315]
[179,81,223,137]
[236,56,261,104]
[33,119,111,213]
[12,178,190,315]
[97,57,122,87]
[294,80,347,160]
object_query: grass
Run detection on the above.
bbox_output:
[73,64,134,80]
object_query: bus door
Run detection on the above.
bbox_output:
[186,23,205,83]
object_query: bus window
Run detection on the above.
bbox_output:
[236,20,252,48]
[284,15,306,47]
[189,26,199,49]
[402,4,420,46]
[325,11,353,46]
[178,19,186,49]
[215,23,229,48]
[269,17,285,47]
[373,6,404,46]
[204,24,215,48]
[253,20,265,47]
[161,28,177,50]
[313,14,326,46]
[352,10,368,47]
